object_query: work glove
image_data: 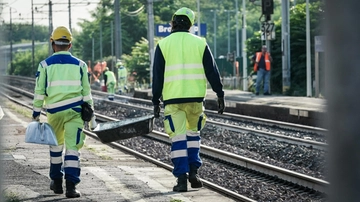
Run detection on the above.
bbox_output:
[32,115,40,122]
[217,97,225,114]
[89,115,98,130]
[153,105,161,118]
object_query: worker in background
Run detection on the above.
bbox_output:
[152,7,225,192]
[32,26,96,198]
[103,67,116,100]
[116,61,128,94]
[252,45,273,95]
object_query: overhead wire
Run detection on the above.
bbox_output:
[123,5,145,17]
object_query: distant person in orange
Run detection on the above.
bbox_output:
[252,45,273,95]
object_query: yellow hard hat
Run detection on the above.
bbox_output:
[50,26,72,45]
[173,7,195,26]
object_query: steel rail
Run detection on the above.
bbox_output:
[3,75,327,135]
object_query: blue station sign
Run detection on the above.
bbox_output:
[156,23,207,37]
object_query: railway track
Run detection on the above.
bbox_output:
[1,79,328,201]
[3,75,328,144]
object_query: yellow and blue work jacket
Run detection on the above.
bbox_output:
[152,30,224,106]
[32,51,93,118]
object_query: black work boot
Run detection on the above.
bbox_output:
[50,179,63,194]
[173,174,188,192]
[65,180,81,198]
[189,165,203,188]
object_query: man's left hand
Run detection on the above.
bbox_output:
[217,97,225,114]
[153,105,161,118]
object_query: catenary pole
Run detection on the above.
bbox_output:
[111,21,114,71]
[227,11,230,54]
[68,0,72,53]
[235,0,239,57]
[9,7,12,71]
[100,22,102,61]
[114,0,120,60]
[68,0,71,32]
[213,10,217,58]
[242,0,248,91]
[31,0,35,74]
[306,0,311,96]
[147,0,155,86]
[48,0,53,56]
[197,0,201,36]
[281,0,291,93]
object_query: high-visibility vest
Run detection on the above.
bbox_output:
[158,32,207,101]
[33,51,92,114]
[254,52,271,71]
[104,70,116,85]
[118,66,127,79]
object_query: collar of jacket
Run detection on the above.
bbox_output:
[170,30,189,34]
[53,51,71,56]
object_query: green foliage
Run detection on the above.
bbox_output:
[122,37,153,84]
[8,45,49,77]
[0,23,48,46]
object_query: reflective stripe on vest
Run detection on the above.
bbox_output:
[159,32,207,101]
[254,52,271,71]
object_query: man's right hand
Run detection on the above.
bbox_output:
[153,105,161,118]
[217,97,225,114]
[32,115,40,122]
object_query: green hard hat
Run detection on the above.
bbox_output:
[173,7,195,26]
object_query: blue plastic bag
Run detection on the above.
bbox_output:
[25,122,58,146]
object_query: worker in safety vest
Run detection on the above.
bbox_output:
[103,67,116,100]
[32,26,96,198]
[252,45,273,95]
[152,7,225,192]
[116,61,128,94]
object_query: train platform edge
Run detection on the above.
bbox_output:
[133,89,327,128]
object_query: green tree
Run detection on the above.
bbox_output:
[8,44,49,76]
[0,23,48,45]
[122,37,153,85]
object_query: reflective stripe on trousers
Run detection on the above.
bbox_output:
[107,82,116,100]
[164,103,206,177]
